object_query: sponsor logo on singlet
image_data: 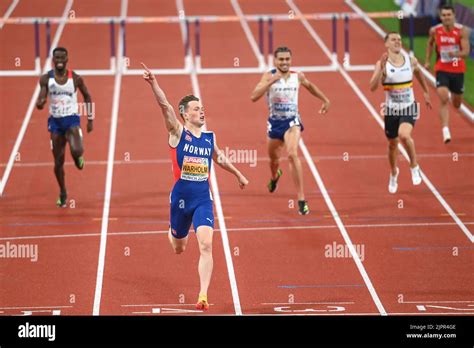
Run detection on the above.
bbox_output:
[181,156,209,181]
[440,36,456,44]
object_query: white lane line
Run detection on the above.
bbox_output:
[402,300,474,304]
[92,0,127,316]
[390,312,474,315]
[0,0,74,196]
[190,46,244,316]
[287,0,390,315]
[1,152,473,168]
[287,0,473,243]
[177,0,242,316]
[331,65,474,242]
[299,140,387,315]
[230,0,265,68]
[261,302,355,305]
[122,303,214,307]
[0,305,72,310]
[249,313,379,316]
[223,221,474,231]
[0,0,19,30]
[332,66,474,243]
[0,232,103,240]
[3,221,474,241]
[247,312,474,316]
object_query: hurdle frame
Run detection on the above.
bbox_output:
[343,15,375,72]
[73,20,117,76]
[0,21,41,77]
[0,20,117,77]
[0,10,404,77]
[121,18,190,76]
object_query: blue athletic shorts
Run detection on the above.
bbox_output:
[48,115,80,136]
[169,192,214,239]
[267,116,304,141]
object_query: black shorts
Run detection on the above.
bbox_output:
[436,71,464,95]
[384,103,418,139]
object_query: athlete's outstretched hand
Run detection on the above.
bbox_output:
[237,174,249,189]
[269,72,282,84]
[36,97,46,110]
[87,119,93,133]
[319,100,330,115]
[141,62,155,84]
[423,92,433,109]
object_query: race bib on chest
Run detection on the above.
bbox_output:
[181,156,209,182]
[387,88,412,104]
[51,100,75,115]
[271,102,298,118]
[440,45,460,63]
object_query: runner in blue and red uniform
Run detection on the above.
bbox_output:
[36,47,94,207]
[142,63,249,310]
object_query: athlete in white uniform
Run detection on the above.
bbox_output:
[370,33,432,194]
[36,47,94,207]
[251,46,330,215]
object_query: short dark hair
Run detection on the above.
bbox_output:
[274,46,292,58]
[384,32,400,42]
[178,95,200,119]
[440,4,455,13]
[53,47,68,56]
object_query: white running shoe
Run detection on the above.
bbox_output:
[442,127,451,144]
[411,165,422,185]
[388,167,399,194]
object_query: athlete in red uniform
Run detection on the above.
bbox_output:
[425,5,470,143]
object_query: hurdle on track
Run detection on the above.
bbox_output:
[0,20,40,76]
[342,15,375,72]
[0,12,401,25]
[69,20,117,76]
[0,20,117,77]
[121,18,190,75]
[0,11,400,77]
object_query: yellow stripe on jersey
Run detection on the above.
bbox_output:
[383,81,413,90]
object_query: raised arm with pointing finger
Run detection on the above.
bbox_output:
[140,62,249,311]
[142,62,183,144]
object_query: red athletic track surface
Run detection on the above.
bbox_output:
[0,0,472,316]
